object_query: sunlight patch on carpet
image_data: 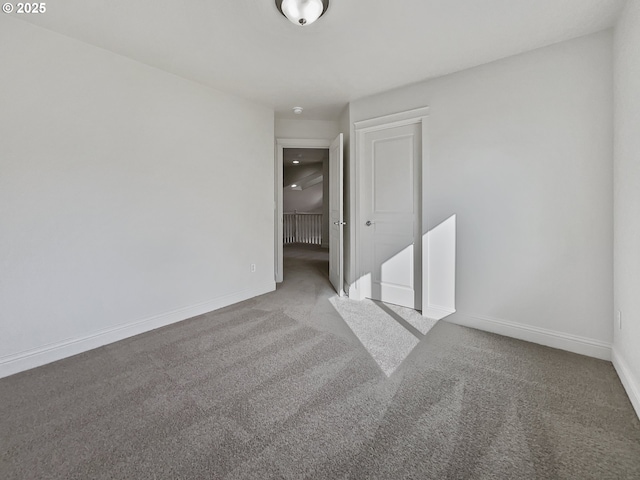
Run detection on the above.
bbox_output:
[329,297,437,376]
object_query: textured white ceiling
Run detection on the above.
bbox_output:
[17,0,625,120]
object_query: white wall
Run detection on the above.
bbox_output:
[283,182,323,213]
[283,165,324,213]
[425,215,457,318]
[613,0,640,417]
[275,118,339,140]
[349,31,614,359]
[0,18,275,377]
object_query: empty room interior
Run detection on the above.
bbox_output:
[1,1,640,478]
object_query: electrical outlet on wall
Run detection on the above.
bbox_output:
[250,264,256,273]
[616,310,622,330]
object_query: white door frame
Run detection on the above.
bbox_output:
[350,107,430,315]
[275,137,333,283]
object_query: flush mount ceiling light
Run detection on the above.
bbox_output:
[275,0,329,26]
[293,160,300,164]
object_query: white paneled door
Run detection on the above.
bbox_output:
[329,133,344,295]
[361,123,421,308]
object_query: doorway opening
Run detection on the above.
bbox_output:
[275,135,344,294]
[283,147,330,277]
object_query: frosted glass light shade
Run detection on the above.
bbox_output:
[280,0,325,26]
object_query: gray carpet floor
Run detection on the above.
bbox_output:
[1,244,639,479]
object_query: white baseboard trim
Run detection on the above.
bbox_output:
[0,281,275,379]
[446,312,612,361]
[612,348,640,420]
[423,304,456,321]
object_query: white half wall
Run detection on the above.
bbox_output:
[349,31,614,357]
[613,1,640,418]
[0,18,275,378]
